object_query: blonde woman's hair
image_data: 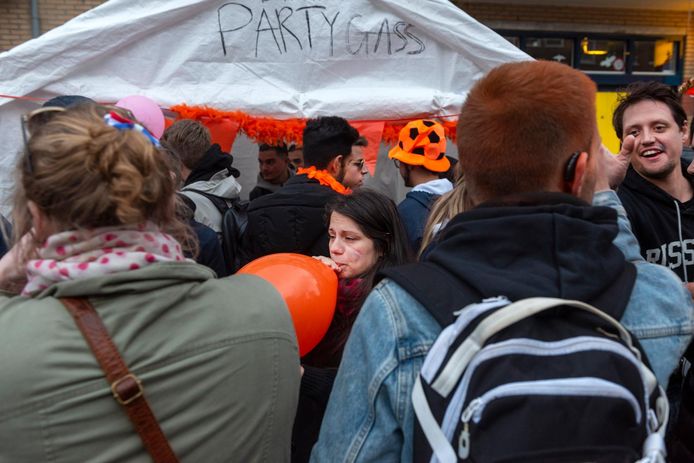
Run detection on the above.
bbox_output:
[15,104,196,254]
[419,175,470,257]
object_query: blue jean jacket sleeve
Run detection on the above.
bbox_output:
[593,189,694,384]
[592,189,643,262]
[310,281,438,463]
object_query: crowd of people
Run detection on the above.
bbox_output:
[0,59,693,462]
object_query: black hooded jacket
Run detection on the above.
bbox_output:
[184,144,240,185]
[382,192,636,326]
[240,174,339,265]
[617,160,694,282]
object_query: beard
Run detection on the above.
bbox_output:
[403,168,413,187]
[637,158,679,180]
[334,163,346,184]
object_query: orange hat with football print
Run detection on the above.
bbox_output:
[388,119,450,173]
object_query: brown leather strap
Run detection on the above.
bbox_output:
[60,297,180,463]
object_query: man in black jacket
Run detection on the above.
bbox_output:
[311,60,693,463]
[241,116,359,263]
[612,81,694,463]
[613,82,694,285]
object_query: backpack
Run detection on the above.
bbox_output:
[412,296,669,463]
[183,189,249,274]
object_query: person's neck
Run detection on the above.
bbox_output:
[277,168,290,184]
[648,168,694,203]
[409,171,439,187]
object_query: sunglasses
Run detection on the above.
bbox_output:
[393,159,401,169]
[351,159,366,170]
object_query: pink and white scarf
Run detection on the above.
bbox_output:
[23,224,190,295]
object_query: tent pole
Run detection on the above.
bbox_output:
[30,0,40,38]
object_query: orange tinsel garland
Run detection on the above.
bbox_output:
[169,104,457,146]
[297,167,352,195]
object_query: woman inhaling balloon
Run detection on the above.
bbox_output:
[292,189,412,463]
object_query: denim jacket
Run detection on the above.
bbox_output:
[310,190,694,463]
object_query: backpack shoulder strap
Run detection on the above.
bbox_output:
[221,200,249,273]
[378,263,483,326]
[379,261,637,327]
[183,189,229,216]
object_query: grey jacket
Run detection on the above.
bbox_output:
[0,262,300,462]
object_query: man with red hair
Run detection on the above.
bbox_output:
[311,60,693,462]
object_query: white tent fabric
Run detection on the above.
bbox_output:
[0,0,529,213]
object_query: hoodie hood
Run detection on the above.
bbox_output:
[383,191,636,326]
[621,159,694,206]
[185,144,240,185]
[617,159,694,282]
[412,178,453,195]
[426,193,625,302]
[183,169,242,199]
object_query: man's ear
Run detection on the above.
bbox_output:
[568,152,589,197]
[327,155,343,176]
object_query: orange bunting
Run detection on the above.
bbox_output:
[168,104,458,147]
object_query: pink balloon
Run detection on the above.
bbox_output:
[115,95,165,139]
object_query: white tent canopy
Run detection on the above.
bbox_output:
[0,0,528,213]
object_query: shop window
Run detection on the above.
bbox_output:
[579,38,627,74]
[633,40,676,74]
[525,37,574,66]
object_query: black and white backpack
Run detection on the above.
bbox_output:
[412,296,669,463]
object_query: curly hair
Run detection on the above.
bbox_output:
[15,104,195,255]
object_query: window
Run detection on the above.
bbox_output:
[579,39,627,74]
[526,37,574,66]
[633,40,676,74]
[494,29,683,88]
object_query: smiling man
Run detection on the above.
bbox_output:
[613,81,694,285]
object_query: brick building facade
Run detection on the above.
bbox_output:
[0,0,105,52]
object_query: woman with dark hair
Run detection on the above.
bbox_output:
[292,189,411,463]
[306,188,412,368]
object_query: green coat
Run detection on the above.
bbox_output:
[0,262,300,462]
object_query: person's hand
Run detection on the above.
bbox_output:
[685,282,694,300]
[595,136,635,192]
[0,232,34,293]
[312,255,341,274]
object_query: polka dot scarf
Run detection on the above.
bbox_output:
[23,224,190,296]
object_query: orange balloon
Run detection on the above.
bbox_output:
[238,253,338,356]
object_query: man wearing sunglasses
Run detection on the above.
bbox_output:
[340,136,369,190]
